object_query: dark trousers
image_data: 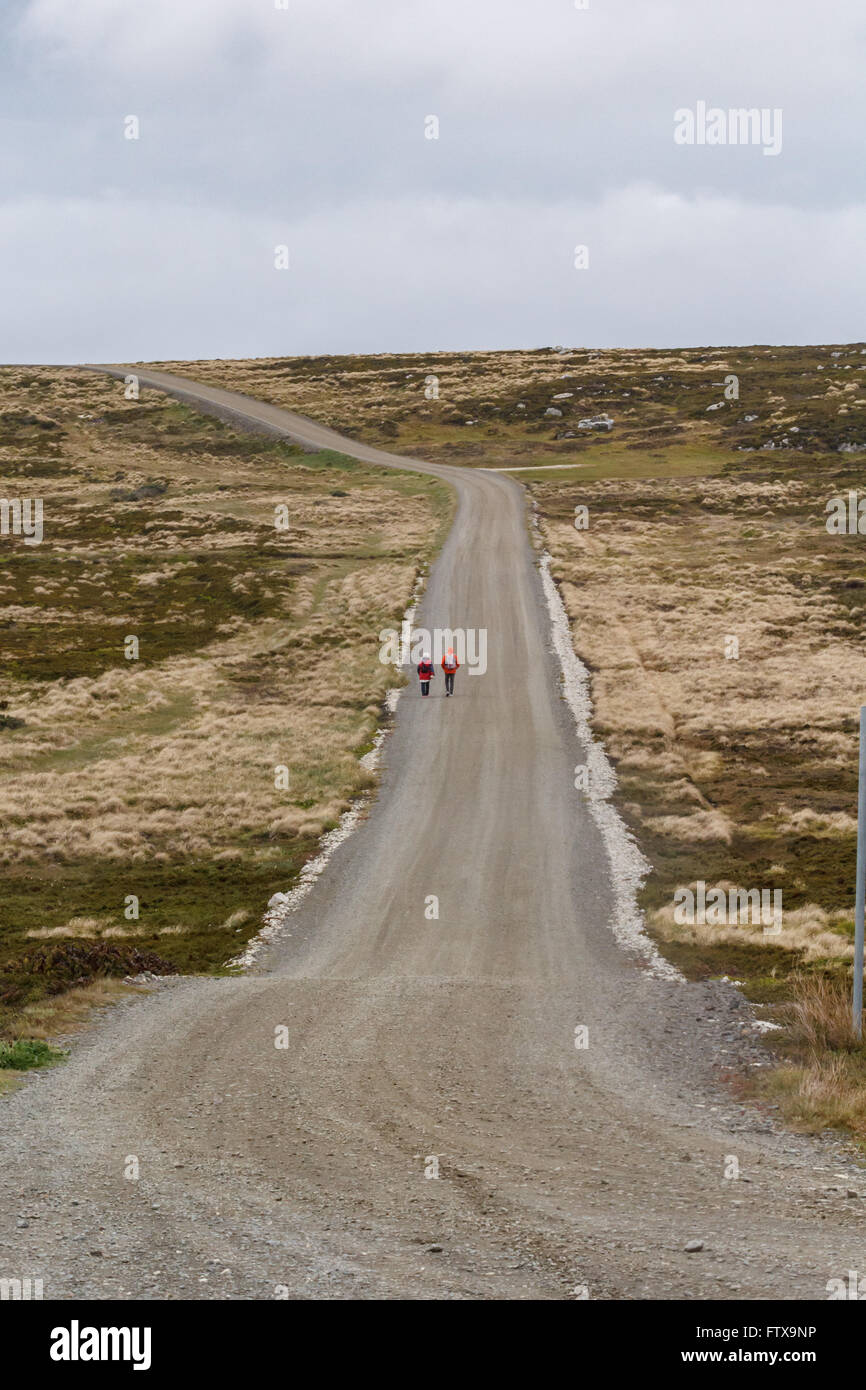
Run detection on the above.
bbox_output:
[445,672,455,694]
[421,681,430,696]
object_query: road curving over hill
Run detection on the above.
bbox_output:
[0,366,863,1300]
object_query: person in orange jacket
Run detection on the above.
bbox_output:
[418,651,435,696]
[441,646,459,696]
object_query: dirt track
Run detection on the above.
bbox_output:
[1,368,864,1300]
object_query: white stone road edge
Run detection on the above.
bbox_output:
[532,504,683,982]
[228,572,426,969]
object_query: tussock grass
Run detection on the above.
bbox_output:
[142,353,865,980]
[533,437,866,996]
[156,343,866,465]
[784,972,862,1054]
[0,367,452,1044]
[517,344,866,1140]
[9,978,134,1040]
[759,974,866,1137]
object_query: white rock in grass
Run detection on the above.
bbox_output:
[577,415,614,431]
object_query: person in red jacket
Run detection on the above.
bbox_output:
[441,646,459,696]
[418,651,435,696]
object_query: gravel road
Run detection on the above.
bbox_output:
[1,368,864,1301]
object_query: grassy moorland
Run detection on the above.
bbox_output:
[8,344,866,1136]
[0,367,452,1047]
[164,344,866,1137]
[156,343,866,467]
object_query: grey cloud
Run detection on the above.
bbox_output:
[1,0,864,361]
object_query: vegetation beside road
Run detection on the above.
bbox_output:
[8,343,866,1138]
[0,366,452,1052]
[156,342,866,467]
[522,346,866,1140]
[174,341,866,1138]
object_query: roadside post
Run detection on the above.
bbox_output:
[854,706,866,1037]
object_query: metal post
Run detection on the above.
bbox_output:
[854,706,866,1038]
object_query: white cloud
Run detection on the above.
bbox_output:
[18,0,865,96]
[2,185,863,362]
[2,0,864,358]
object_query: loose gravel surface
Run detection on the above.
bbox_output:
[1,368,864,1301]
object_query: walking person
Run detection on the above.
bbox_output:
[418,651,435,697]
[441,646,459,696]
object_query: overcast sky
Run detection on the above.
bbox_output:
[1,0,864,362]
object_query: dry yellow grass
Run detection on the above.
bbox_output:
[144,348,866,1144]
[758,975,866,1137]
[535,460,866,977]
[0,373,450,869]
[650,894,855,965]
[0,366,453,1035]
[135,348,866,979]
[7,978,137,1043]
[530,427,866,1138]
[154,343,866,470]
